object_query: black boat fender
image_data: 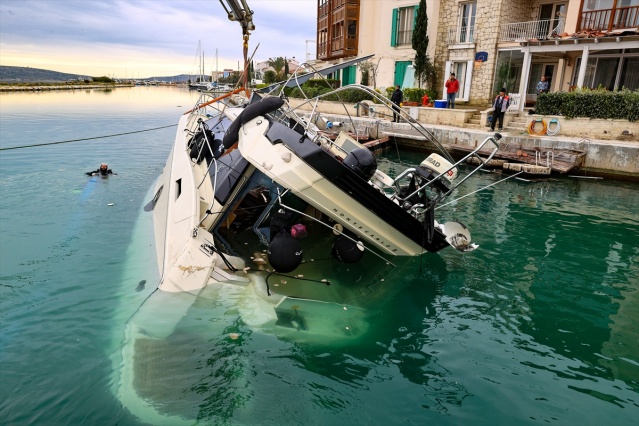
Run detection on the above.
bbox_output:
[222,96,285,149]
[267,231,303,273]
[331,234,365,263]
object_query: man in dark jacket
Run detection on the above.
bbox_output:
[390,85,403,122]
[86,163,114,176]
[490,88,510,131]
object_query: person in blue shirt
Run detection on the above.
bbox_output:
[537,76,549,94]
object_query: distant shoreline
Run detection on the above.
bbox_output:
[0,83,138,92]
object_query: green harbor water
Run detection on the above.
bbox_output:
[0,86,637,425]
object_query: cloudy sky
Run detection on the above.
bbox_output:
[0,0,317,78]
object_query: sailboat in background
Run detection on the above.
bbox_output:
[188,41,209,90]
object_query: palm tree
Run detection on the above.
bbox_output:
[267,57,286,80]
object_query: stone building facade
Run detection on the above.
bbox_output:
[433,0,639,108]
[315,0,639,108]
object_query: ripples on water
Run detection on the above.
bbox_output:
[0,88,637,425]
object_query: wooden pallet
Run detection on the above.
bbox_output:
[444,143,586,174]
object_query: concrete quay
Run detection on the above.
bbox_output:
[291,100,638,181]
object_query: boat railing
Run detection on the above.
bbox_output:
[440,133,501,197]
[391,133,501,205]
[269,77,503,209]
[275,80,458,168]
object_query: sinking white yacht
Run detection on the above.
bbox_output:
[114,78,503,422]
[150,82,504,291]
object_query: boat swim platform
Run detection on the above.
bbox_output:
[294,111,638,180]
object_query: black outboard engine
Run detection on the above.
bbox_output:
[343,148,377,181]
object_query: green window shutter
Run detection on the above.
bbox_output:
[391,8,398,47]
[413,5,418,30]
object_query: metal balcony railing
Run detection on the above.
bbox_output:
[447,26,475,44]
[499,18,565,42]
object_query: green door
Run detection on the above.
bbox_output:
[394,61,412,87]
[342,65,356,86]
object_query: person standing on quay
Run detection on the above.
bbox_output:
[445,73,459,109]
[390,85,403,122]
[490,88,510,131]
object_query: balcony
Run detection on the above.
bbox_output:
[499,18,565,42]
[447,26,475,45]
[579,6,639,32]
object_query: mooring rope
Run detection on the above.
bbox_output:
[0,124,177,151]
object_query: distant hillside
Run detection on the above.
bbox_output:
[0,66,204,83]
[0,66,89,82]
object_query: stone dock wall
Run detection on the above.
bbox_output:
[288,98,639,180]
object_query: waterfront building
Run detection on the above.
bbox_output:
[315,1,638,108]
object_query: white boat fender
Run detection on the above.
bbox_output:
[222,96,285,148]
[267,231,303,273]
[331,234,365,264]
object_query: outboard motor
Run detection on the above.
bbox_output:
[418,153,458,192]
[343,148,377,181]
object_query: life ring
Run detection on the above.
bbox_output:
[527,118,547,136]
[546,118,561,136]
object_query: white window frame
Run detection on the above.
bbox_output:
[396,7,415,46]
[457,1,477,44]
[443,60,474,101]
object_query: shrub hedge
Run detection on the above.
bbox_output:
[287,85,375,103]
[536,88,639,122]
[384,87,437,104]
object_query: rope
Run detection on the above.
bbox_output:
[0,124,177,151]
[527,118,547,136]
[546,118,561,136]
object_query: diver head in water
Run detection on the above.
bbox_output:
[86,163,114,176]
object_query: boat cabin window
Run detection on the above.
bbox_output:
[213,149,250,205]
[175,178,182,200]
